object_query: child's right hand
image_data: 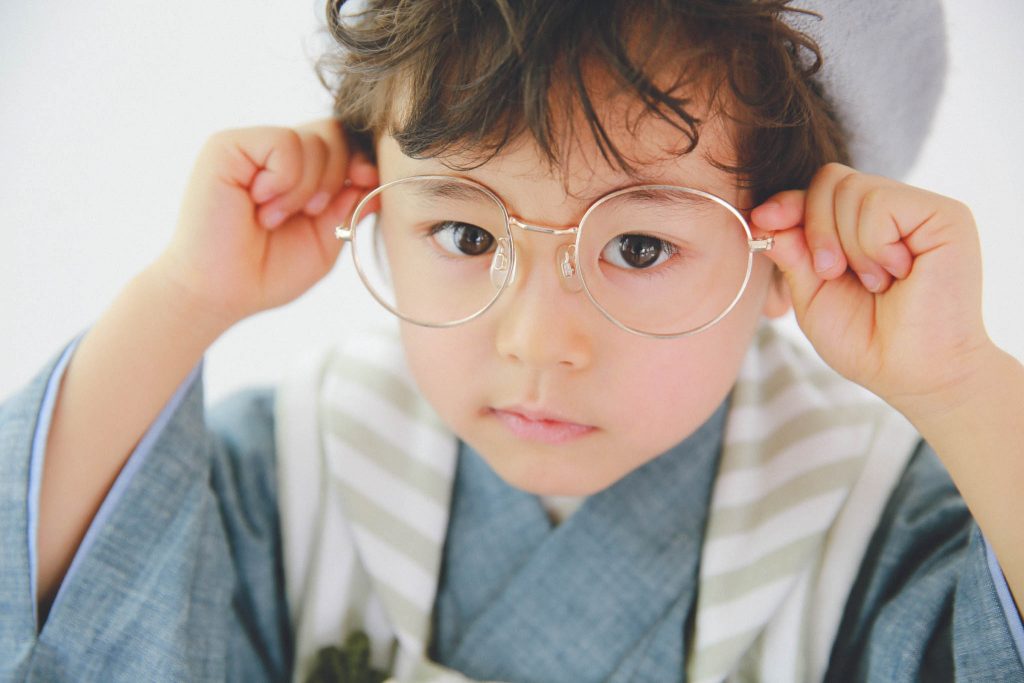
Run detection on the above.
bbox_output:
[154,119,378,327]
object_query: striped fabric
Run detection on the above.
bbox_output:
[687,327,919,683]
[275,323,919,682]
[317,330,459,680]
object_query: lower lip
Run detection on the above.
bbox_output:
[490,409,596,445]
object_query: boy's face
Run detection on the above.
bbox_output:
[376,101,789,497]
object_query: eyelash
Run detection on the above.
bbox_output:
[425,221,497,259]
[599,234,682,273]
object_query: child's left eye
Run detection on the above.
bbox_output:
[429,221,496,256]
[600,233,677,270]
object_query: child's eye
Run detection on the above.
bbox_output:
[600,233,678,270]
[429,221,496,256]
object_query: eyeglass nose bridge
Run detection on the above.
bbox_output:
[498,217,583,293]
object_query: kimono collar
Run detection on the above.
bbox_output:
[430,402,727,681]
[278,322,920,682]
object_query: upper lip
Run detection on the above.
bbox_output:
[491,405,592,426]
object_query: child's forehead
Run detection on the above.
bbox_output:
[377,95,744,215]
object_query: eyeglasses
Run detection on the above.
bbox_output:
[334,175,773,338]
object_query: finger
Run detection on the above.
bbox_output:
[750,189,807,231]
[856,186,914,281]
[757,224,826,318]
[296,120,350,216]
[861,183,969,260]
[347,149,379,189]
[804,163,854,280]
[245,128,304,205]
[314,185,371,237]
[832,172,893,293]
[256,132,328,229]
[313,186,384,276]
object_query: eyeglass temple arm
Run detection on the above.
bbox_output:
[335,226,353,240]
[749,236,774,252]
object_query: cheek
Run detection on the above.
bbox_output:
[399,324,486,420]
[626,335,746,418]
[613,274,771,438]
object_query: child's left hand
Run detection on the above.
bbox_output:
[750,162,994,420]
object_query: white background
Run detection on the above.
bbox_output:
[2,1,1022,405]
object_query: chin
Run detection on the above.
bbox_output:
[481,444,630,497]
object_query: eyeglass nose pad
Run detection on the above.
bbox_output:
[490,237,513,290]
[556,243,583,293]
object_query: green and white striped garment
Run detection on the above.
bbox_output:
[275,323,919,683]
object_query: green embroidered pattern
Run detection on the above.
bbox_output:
[305,631,388,683]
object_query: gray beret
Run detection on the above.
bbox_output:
[784,0,948,178]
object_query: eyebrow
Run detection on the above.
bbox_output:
[408,179,494,203]
[605,186,715,209]
[405,175,732,212]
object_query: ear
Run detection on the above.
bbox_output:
[761,267,792,319]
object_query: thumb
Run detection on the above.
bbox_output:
[759,225,827,317]
[750,190,826,316]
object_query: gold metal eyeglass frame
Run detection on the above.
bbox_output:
[335,174,774,339]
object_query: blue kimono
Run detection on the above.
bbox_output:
[1,339,1022,681]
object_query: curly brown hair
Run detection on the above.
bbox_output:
[316,0,848,205]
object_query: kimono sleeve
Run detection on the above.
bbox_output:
[0,342,292,682]
[824,442,1024,682]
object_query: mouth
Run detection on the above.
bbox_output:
[488,406,597,445]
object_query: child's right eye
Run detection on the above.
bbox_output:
[600,233,679,270]
[429,221,496,256]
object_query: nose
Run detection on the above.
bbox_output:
[493,241,593,370]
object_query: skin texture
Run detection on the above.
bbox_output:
[378,116,791,496]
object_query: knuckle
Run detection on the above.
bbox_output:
[860,234,887,259]
[859,186,889,217]
[813,162,853,186]
[299,130,327,152]
[276,128,304,156]
[205,128,232,147]
[834,170,869,199]
[203,127,243,155]
[949,198,974,223]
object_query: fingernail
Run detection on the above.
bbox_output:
[858,272,881,292]
[263,209,286,229]
[813,249,836,273]
[304,191,330,215]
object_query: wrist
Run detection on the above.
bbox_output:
[143,256,242,339]
[898,344,1024,442]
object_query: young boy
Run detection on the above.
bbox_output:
[2,0,1022,681]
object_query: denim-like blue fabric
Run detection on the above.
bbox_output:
[823,444,1024,682]
[27,335,203,629]
[430,403,725,683]
[1,348,291,681]
[2,340,1023,681]
[986,540,1024,663]
[26,335,80,625]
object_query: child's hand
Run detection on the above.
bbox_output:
[154,119,378,326]
[751,163,996,420]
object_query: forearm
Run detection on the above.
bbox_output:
[905,346,1024,615]
[37,264,233,604]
